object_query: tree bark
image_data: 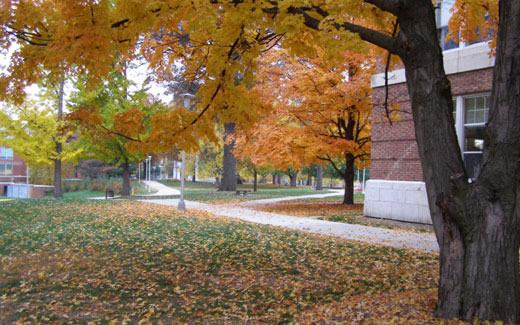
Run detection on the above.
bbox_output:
[315,165,323,191]
[121,161,131,196]
[272,173,276,185]
[289,171,297,187]
[306,172,312,186]
[253,169,258,192]
[343,154,355,205]
[219,122,237,191]
[392,1,520,322]
[53,79,65,199]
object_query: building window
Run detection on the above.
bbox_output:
[0,147,13,160]
[453,94,490,179]
[0,163,13,176]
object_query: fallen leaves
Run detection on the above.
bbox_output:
[253,200,434,233]
[1,199,440,323]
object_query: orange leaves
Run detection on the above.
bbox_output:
[113,108,145,138]
[449,0,498,51]
[235,47,374,171]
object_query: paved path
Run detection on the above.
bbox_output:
[90,180,180,200]
[144,197,439,253]
[143,181,438,252]
[142,181,180,196]
[239,189,344,206]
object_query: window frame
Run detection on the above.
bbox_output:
[453,92,491,178]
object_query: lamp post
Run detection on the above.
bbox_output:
[147,155,152,181]
[177,151,186,211]
[177,92,195,211]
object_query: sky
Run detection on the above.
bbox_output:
[0,43,173,113]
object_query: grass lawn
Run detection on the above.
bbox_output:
[160,180,335,204]
[0,199,443,323]
[62,190,104,199]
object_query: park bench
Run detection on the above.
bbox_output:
[236,190,251,196]
[105,188,115,200]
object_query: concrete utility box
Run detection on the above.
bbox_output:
[0,183,54,199]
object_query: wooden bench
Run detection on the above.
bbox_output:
[235,190,251,196]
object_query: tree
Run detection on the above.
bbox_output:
[219,122,237,191]
[237,48,373,203]
[2,0,519,321]
[0,97,81,195]
[69,70,164,196]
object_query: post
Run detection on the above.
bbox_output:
[148,156,152,181]
[177,151,186,211]
[361,165,366,194]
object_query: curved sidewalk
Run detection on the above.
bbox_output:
[145,198,439,253]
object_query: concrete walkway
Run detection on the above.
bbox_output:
[239,189,344,206]
[144,197,439,253]
[142,181,180,196]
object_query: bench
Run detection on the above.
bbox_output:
[235,190,251,196]
[105,189,115,200]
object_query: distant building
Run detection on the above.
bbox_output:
[0,146,27,183]
[364,1,494,224]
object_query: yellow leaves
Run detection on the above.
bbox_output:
[0,199,439,323]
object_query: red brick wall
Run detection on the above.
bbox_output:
[0,153,27,183]
[371,68,493,181]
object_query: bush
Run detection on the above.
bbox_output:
[64,178,124,195]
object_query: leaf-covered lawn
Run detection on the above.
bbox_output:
[254,200,434,233]
[160,180,334,203]
[0,199,441,323]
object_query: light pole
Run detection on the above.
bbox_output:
[177,92,195,211]
[147,156,152,181]
[177,151,186,211]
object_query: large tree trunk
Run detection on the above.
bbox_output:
[219,123,237,191]
[53,157,62,198]
[272,173,276,185]
[342,154,355,205]
[306,172,312,186]
[121,161,131,196]
[393,1,520,321]
[53,79,65,199]
[289,171,297,187]
[315,165,323,191]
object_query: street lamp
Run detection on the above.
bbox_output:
[176,92,196,211]
[177,150,186,211]
[148,155,152,181]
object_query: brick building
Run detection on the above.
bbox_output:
[0,146,28,183]
[364,2,494,224]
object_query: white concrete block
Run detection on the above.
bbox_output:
[367,180,394,189]
[372,42,494,88]
[417,206,432,224]
[364,186,380,201]
[365,201,392,219]
[405,189,428,205]
[363,179,432,225]
[391,202,419,222]
[380,188,406,203]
